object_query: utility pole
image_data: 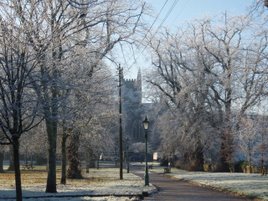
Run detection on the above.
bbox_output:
[118,65,123,180]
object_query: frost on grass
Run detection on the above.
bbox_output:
[0,168,155,201]
[3,197,139,201]
[163,169,268,200]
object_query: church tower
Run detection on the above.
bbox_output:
[122,70,143,142]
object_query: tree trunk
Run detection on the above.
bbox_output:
[219,141,230,172]
[218,65,234,172]
[45,119,57,193]
[0,151,4,173]
[60,126,68,184]
[67,129,82,179]
[191,143,204,171]
[219,124,234,171]
[13,137,22,201]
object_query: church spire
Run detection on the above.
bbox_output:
[137,68,142,103]
[137,68,141,86]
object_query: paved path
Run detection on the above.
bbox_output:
[134,170,252,201]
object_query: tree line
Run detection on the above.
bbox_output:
[0,0,146,201]
[145,2,268,172]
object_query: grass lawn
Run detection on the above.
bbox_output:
[0,166,156,200]
[0,167,111,187]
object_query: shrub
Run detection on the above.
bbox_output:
[203,163,211,172]
[234,161,244,172]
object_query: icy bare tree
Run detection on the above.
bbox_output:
[146,10,268,171]
[1,0,146,192]
[55,42,118,181]
[145,28,214,170]
[198,13,268,171]
[79,109,118,170]
[0,17,41,201]
[236,117,258,171]
[19,124,47,167]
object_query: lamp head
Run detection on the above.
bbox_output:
[143,116,149,130]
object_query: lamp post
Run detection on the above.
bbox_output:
[143,116,149,186]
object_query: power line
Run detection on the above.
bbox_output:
[142,0,170,42]
[126,0,171,69]
[128,0,181,69]
[155,0,181,31]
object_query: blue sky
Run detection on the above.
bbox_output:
[145,0,254,28]
[122,0,256,79]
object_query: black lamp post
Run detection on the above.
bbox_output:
[143,116,149,186]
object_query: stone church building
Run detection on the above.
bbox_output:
[122,69,145,143]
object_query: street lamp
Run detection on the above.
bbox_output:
[143,116,149,186]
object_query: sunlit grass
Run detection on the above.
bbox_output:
[1,169,57,187]
[0,167,136,188]
[0,167,156,201]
